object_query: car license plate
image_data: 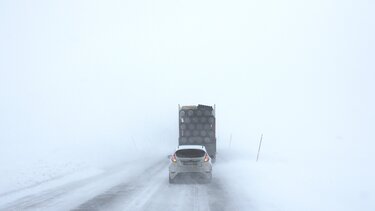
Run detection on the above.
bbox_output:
[183,161,197,165]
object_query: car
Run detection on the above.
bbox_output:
[169,145,212,183]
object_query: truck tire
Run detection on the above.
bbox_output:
[196,124,203,130]
[180,137,188,143]
[184,130,192,137]
[200,117,207,123]
[193,130,200,136]
[200,130,207,137]
[184,117,191,123]
[180,123,187,130]
[195,137,203,143]
[187,110,194,116]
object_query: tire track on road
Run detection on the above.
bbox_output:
[1,159,166,211]
[73,160,169,211]
[75,162,233,211]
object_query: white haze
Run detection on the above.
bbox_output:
[0,0,374,210]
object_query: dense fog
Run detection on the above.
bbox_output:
[1,0,374,210]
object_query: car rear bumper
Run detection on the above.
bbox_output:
[169,163,212,179]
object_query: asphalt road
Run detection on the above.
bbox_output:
[1,159,237,211]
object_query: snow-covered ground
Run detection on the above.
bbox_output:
[1,0,374,210]
[217,142,375,211]
[0,139,170,196]
[0,136,373,211]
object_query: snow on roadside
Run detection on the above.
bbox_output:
[0,138,171,207]
[0,167,103,208]
[215,137,375,211]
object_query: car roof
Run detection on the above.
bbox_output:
[176,145,206,151]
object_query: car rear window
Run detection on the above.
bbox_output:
[176,149,205,158]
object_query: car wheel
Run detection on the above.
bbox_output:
[206,172,212,183]
[169,175,175,184]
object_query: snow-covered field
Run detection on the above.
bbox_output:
[1,0,374,210]
[217,140,375,211]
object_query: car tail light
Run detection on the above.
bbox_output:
[204,153,210,162]
[171,154,177,163]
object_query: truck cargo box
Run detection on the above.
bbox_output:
[178,104,216,158]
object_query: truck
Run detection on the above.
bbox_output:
[178,104,216,159]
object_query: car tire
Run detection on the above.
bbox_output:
[169,175,175,184]
[206,172,212,183]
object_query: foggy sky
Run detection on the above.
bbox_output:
[1,0,374,158]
